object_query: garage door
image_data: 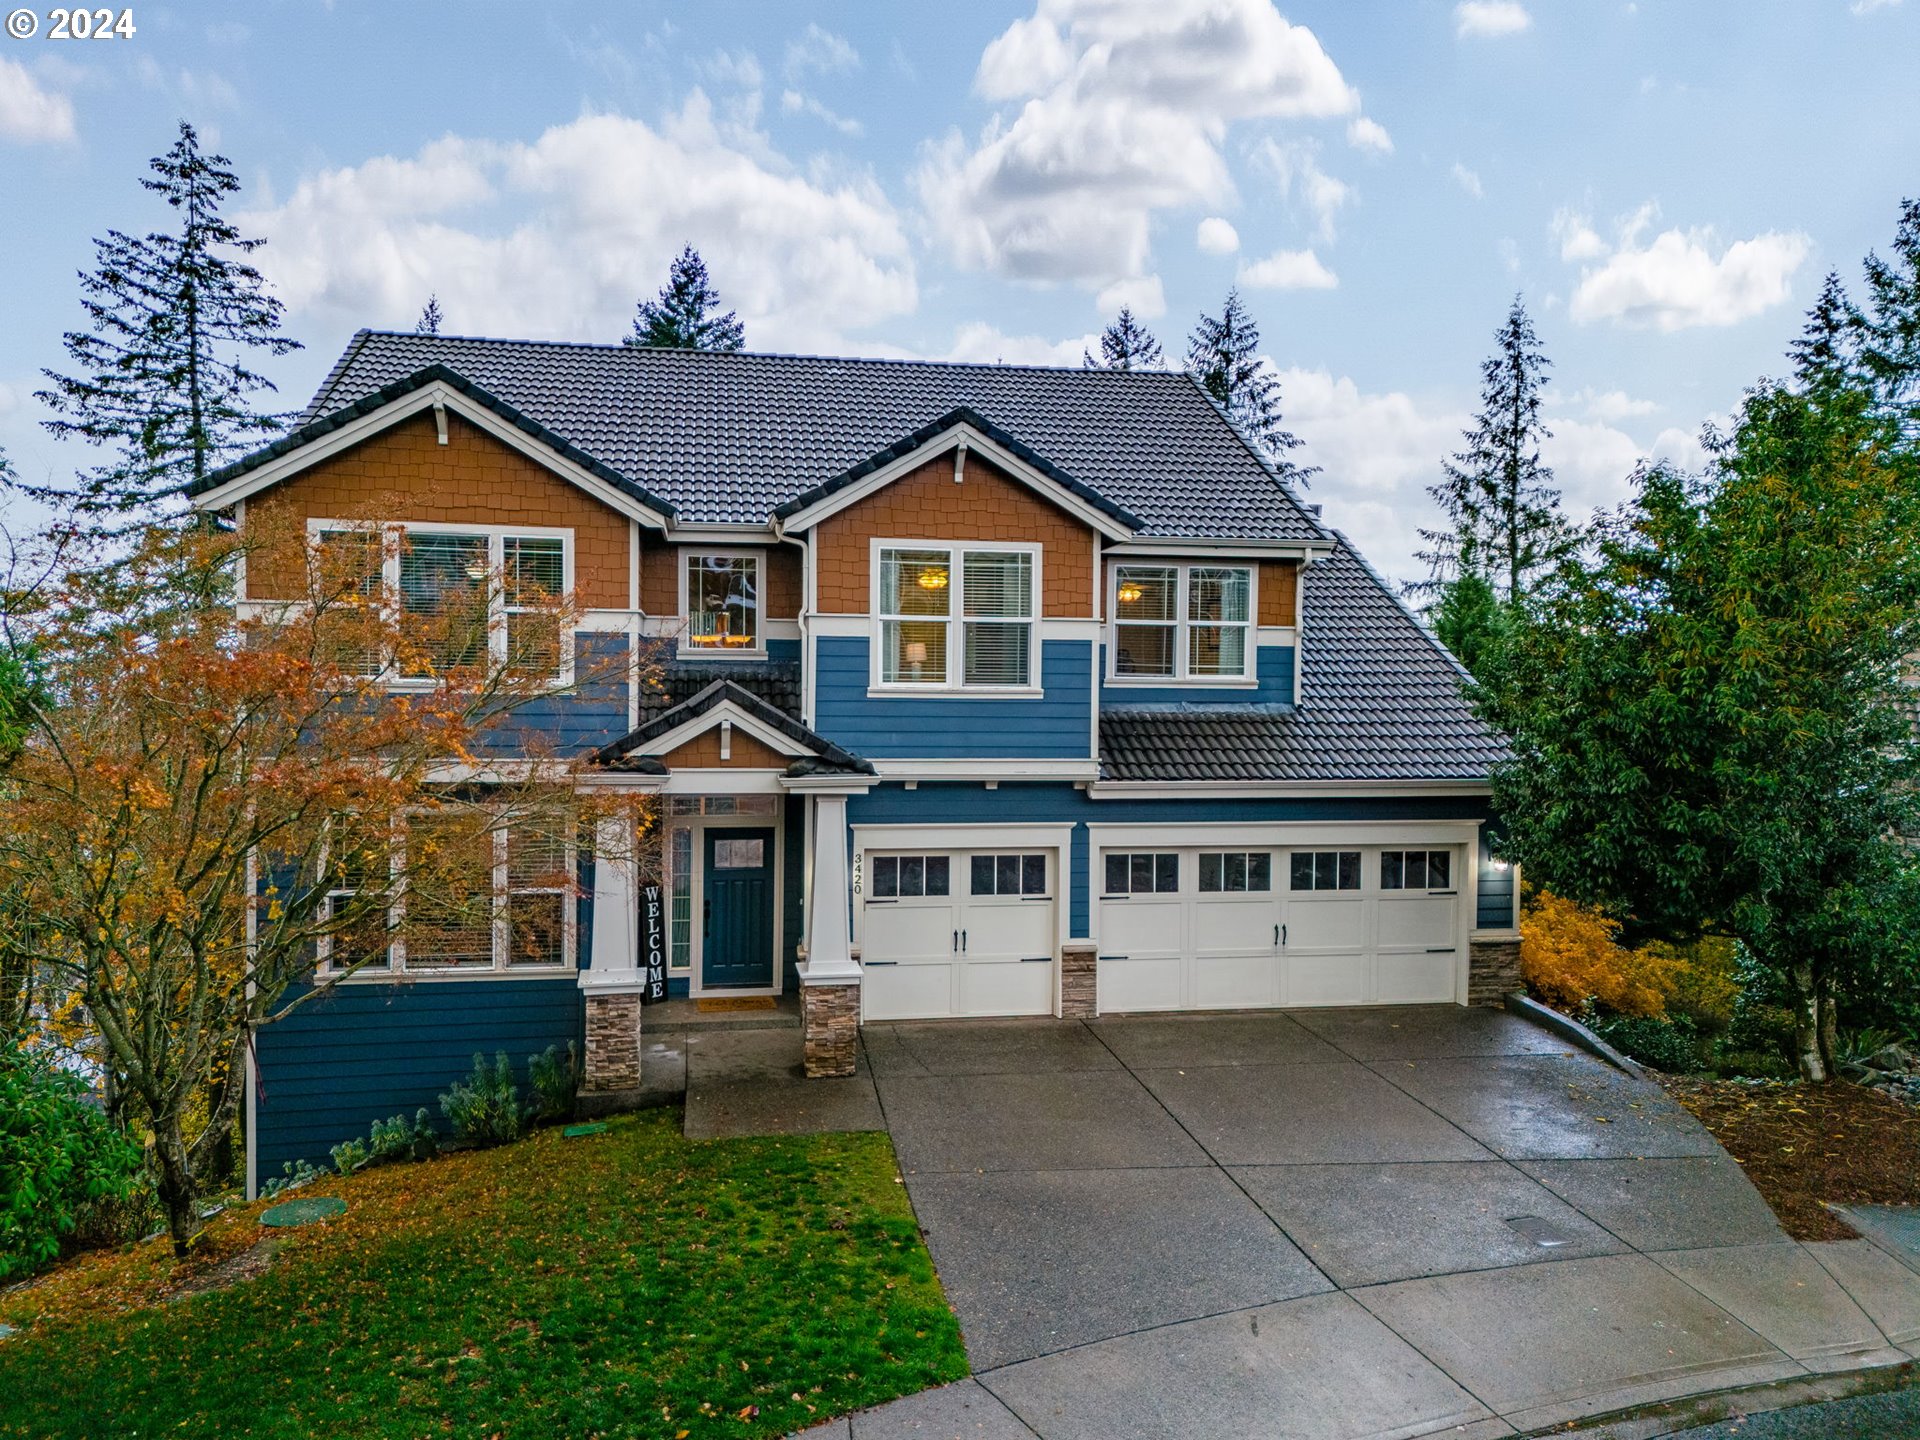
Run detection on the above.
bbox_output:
[861,849,1057,1020]
[1097,844,1460,1012]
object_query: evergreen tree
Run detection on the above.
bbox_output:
[415,294,444,335]
[1084,307,1165,370]
[1788,271,1859,393]
[1429,571,1508,678]
[1853,196,1920,427]
[1185,288,1310,481]
[623,245,745,351]
[1415,295,1574,603]
[31,122,300,523]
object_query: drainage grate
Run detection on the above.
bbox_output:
[1506,1215,1573,1248]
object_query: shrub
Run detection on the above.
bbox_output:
[529,1043,580,1124]
[370,1109,439,1163]
[439,1052,524,1148]
[0,1046,145,1280]
[1588,1010,1703,1073]
[262,1158,325,1200]
[329,1137,370,1174]
[1645,935,1740,1033]
[1520,891,1683,1017]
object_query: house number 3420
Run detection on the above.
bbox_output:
[47,8,137,38]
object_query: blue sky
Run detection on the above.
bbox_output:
[1,0,1915,582]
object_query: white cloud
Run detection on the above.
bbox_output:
[1250,137,1351,242]
[1454,1,1533,37]
[1096,274,1167,319]
[241,99,916,352]
[1346,116,1394,154]
[943,322,1097,367]
[916,0,1358,290]
[1550,206,1607,261]
[1239,248,1338,290]
[779,89,862,135]
[1196,216,1241,255]
[1450,162,1483,199]
[1564,206,1812,330]
[1562,386,1658,422]
[1851,0,1902,13]
[0,57,76,144]
[785,23,860,78]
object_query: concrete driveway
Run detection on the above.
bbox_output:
[798,1006,1920,1440]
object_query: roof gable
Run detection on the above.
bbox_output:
[596,680,876,778]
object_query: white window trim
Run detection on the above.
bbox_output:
[867,538,1044,697]
[306,518,576,689]
[677,547,767,660]
[1105,561,1258,686]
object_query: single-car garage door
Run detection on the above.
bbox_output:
[1097,844,1460,1011]
[861,849,1057,1020]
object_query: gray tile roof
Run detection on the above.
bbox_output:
[299,331,1330,543]
[596,677,875,777]
[1098,535,1508,784]
[639,659,803,725]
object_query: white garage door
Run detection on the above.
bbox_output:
[861,850,1057,1020]
[1097,844,1460,1012]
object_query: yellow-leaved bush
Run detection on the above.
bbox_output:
[1519,891,1689,1018]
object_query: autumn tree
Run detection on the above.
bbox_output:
[0,505,654,1251]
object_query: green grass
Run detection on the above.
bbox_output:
[0,1109,967,1439]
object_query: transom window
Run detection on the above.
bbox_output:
[1105,852,1179,895]
[971,853,1048,896]
[876,543,1038,690]
[1199,852,1272,893]
[684,552,759,652]
[1289,851,1361,892]
[1381,849,1453,891]
[1111,564,1254,682]
[870,854,951,898]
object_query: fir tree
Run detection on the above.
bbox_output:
[1185,288,1309,481]
[1430,571,1508,678]
[415,294,444,335]
[1083,307,1165,370]
[1414,295,1574,603]
[1854,196,1920,427]
[623,245,745,351]
[1789,271,1859,393]
[31,122,300,523]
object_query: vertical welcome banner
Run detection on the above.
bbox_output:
[641,882,667,1002]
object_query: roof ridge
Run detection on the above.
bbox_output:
[301,327,373,425]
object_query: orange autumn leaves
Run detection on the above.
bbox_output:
[1521,891,1738,1020]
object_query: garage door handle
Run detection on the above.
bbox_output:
[953,930,959,952]
[962,929,968,952]
[1279,924,1287,947]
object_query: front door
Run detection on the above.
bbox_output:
[702,828,775,989]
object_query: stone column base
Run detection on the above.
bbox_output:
[1468,937,1523,1007]
[583,990,643,1092]
[1060,942,1097,1019]
[801,976,860,1078]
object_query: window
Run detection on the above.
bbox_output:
[403,809,496,968]
[315,527,384,677]
[506,821,569,968]
[1381,850,1453,892]
[504,536,566,673]
[711,838,766,869]
[1110,564,1254,682]
[869,854,950,898]
[971,853,1048,896]
[1199,852,1272,893]
[685,553,759,652]
[1105,852,1179,895]
[877,544,1037,689]
[1289,851,1361,892]
[320,816,391,971]
[668,795,778,817]
[668,826,693,971]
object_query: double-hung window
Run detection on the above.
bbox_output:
[1111,564,1254,682]
[683,552,760,653]
[876,543,1037,691]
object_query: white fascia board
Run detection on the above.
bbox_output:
[189,381,673,529]
[870,758,1101,782]
[639,699,811,759]
[663,522,778,543]
[1106,537,1334,559]
[852,822,1073,852]
[781,774,879,794]
[1084,780,1491,800]
[662,769,787,795]
[1086,818,1484,850]
[776,423,1137,542]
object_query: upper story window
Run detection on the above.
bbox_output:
[875,542,1038,691]
[683,551,759,654]
[1111,563,1254,683]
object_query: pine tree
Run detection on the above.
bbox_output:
[415,294,444,335]
[1789,271,1859,393]
[1430,571,1508,678]
[1185,289,1308,480]
[1414,295,1574,603]
[1854,196,1920,427]
[623,245,745,351]
[1084,307,1165,370]
[31,122,300,523]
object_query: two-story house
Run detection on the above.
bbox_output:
[189,333,1517,1193]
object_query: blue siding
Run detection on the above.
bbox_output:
[813,636,1092,759]
[1476,826,1518,930]
[848,783,1496,942]
[477,631,631,757]
[765,638,801,667]
[1098,644,1295,708]
[255,978,583,1178]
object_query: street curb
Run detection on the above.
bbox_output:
[1505,992,1651,1079]
[1531,1356,1917,1437]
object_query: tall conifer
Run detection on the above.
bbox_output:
[1084,307,1165,370]
[624,246,745,351]
[1185,288,1309,481]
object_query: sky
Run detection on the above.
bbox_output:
[1,0,1916,586]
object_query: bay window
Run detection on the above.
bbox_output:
[877,543,1037,690]
[684,552,760,653]
[1110,563,1254,682]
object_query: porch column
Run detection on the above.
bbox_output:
[799,789,860,1078]
[579,814,645,1094]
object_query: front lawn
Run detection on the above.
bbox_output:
[0,1109,966,1438]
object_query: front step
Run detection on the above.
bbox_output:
[642,994,801,1035]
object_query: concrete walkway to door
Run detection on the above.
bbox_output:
[780,1006,1920,1440]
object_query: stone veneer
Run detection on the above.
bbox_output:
[1468,937,1523,1008]
[802,978,860,1078]
[582,991,643,1091]
[1059,943,1098,1019]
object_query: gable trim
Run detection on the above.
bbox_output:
[641,699,812,764]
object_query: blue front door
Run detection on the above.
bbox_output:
[703,828,775,989]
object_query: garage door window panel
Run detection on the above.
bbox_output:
[1381,849,1452,891]
[870,854,949,899]
[1106,852,1178,896]
[971,853,1048,896]
[1199,851,1271,893]
[1290,851,1361,891]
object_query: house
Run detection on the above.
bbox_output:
[189,333,1518,1194]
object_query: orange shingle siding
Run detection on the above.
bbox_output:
[812,453,1096,617]
[656,728,788,769]
[247,412,630,609]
